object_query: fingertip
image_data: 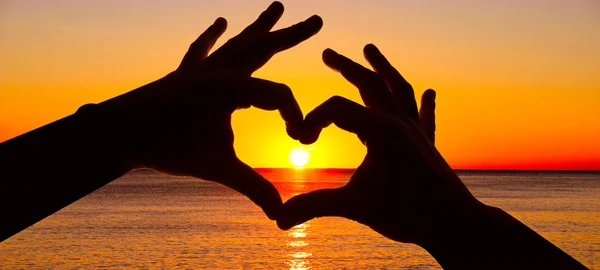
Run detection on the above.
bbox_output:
[299,135,318,145]
[298,127,321,145]
[242,1,283,35]
[269,1,285,13]
[423,89,436,100]
[254,183,283,221]
[364,43,389,67]
[322,48,338,68]
[214,17,227,26]
[219,160,283,221]
[306,15,323,27]
[276,219,297,231]
[276,203,304,230]
[363,43,377,54]
[280,84,304,124]
[299,138,311,145]
[304,15,324,35]
[214,17,228,33]
[323,48,336,56]
[263,202,283,220]
[286,122,302,140]
[363,44,374,62]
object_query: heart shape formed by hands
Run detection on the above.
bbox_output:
[57,3,588,268]
[120,1,480,248]
[277,45,481,247]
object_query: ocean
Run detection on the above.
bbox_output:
[1,170,598,269]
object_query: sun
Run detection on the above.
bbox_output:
[289,147,310,168]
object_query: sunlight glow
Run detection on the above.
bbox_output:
[286,222,312,270]
[289,147,310,168]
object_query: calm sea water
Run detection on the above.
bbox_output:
[1,170,598,269]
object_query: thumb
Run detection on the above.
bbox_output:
[214,159,283,220]
[277,187,348,230]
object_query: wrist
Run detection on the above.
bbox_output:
[95,78,171,169]
[420,198,493,249]
[74,102,138,172]
[421,201,513,269]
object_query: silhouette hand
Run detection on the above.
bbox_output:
[277,45,479,246]
[106,2,322,219]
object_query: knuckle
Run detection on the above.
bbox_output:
[279,83,292,93]
[188,39,203,50]
[276,84,293,99]
[355,72,386,91]
[327,95,348,106]
[255,34,274,48]
[366,71,383,82]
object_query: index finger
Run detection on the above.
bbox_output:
[239,1,284,35]
[364,44,419,121]
[232,15,323,74]
[227,76,303,139]
[214,159,283,220]
[179,17,228,70]
[261,15,323,54]
[233,77,302,123]
[300,96,379,144]
[322,48,394,114]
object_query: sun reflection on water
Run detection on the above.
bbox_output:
[285,222,312,270]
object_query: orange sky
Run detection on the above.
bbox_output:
[1,0,599,170]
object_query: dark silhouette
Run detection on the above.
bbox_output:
[276,44,588,269]
[0,2,589,269]
[0,1,322,241]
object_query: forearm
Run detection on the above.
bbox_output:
[0,103,134,242]
[423,203,588,269]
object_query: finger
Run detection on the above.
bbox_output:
[178,17,227,70]
[277,188,347,230]
[232,15,323,74]
[322,48,394,114]
[363,44,419,122]
[230,76,303,139]
[301,96,378,144]
[240,1,284,35]
[262,15,323,54]
[218,159,283,220]
[419,89,436,143]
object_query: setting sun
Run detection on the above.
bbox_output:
[289,147,310,168]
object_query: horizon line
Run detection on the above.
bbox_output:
[253,168,600,172]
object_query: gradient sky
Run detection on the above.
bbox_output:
[1,0,599,169]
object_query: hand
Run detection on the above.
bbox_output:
[104,2,322,219]
[277,44,479,246]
